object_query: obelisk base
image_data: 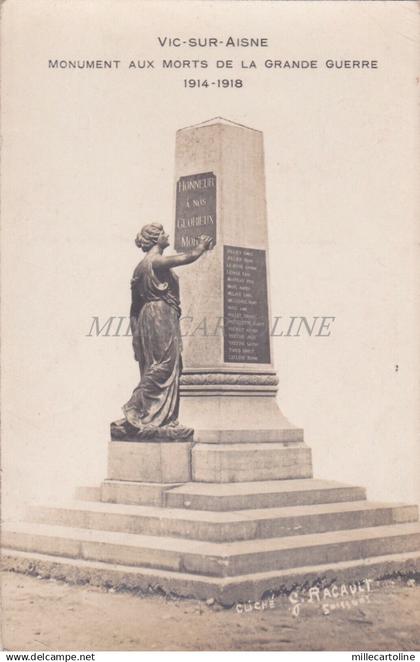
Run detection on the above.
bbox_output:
[180,393,303,443]
[178,368,303,442]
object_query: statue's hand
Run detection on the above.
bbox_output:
[198,234,213,252]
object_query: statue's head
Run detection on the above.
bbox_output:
[135,223,169,252]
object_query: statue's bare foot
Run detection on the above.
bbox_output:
[110,418,138,439]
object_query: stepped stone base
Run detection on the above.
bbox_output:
[2,476,420,603]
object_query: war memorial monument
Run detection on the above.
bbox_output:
[3,118,420,604]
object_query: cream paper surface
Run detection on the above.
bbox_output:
[1,1,419,517]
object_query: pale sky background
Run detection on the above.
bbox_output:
[1,0,419,514]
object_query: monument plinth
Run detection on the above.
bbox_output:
[174,118,309,481]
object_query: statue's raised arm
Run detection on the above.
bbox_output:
[151,234,213,270]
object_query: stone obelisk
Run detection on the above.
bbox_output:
[174,118,312,482]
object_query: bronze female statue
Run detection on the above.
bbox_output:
[111,223,212,440]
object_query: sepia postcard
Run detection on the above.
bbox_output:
[1,0,419,654]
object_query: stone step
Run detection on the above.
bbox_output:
[27,500,418,543]
[3,521,420,578]
[101,481,183,507]
[3,547,420,605]
[164,479,367,511]
[74,486,101,502]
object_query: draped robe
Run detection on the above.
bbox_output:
[123,253,183,429]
